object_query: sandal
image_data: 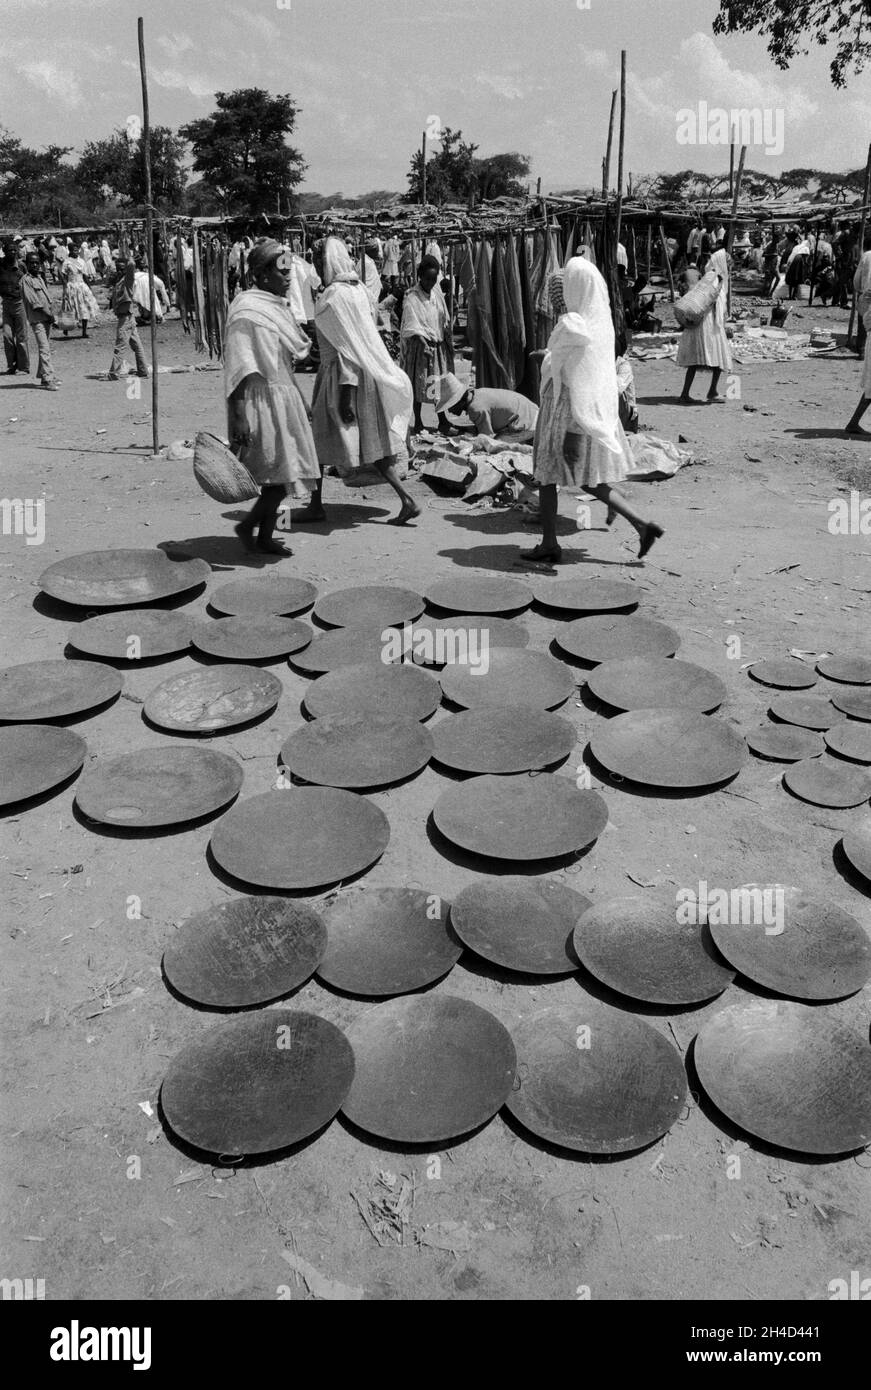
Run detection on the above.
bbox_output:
[637,523,663,559]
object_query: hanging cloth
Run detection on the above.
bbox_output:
[503,232,527,387]
[491,234,516,389]
[469,238,510,389]
[175,230,190,334]
[516,231,539,405]
[533,227,562,349]
[190,228,207,353]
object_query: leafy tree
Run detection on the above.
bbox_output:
[713,1,871,88]
[405,127,479,204]
[180,89,306,214]
[471,152,531,200]
[0,142,88,225]
[77,126,187,210]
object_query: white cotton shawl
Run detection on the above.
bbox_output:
[399,283,448,344]
[854,251,871,321]
[315,273,412,438]
[224,288,311,398]
[541,255,622,456]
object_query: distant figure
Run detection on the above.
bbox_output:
[20,250,59,389]
[59,243,100,337]
[400,254,455,435]
[107,256,150,381]
[676,247,731,404]
[0,238,29,375]
[845,243,871,435]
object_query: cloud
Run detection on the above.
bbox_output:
[157,33,196,56]
[476,71,527,101]
[672,32,817,124]
[581,48,611,73]
[21,60,82,107]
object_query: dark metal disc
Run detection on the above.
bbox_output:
[769,693,837,730]
[406,614,529,667]
[0,724,87,806]
[210,788,389,890]
[163,897,327,1007]
[825,720,871,763]
[317,887,461,995]
[745,724,824,761]
[438,649,577,711]
[431,706,576,775]
[573,892,735,1005]
[144,665,282,733]
[209,576,317,617]
[281,712,432,788]
[161,1010,354,1155]
[0,659,122,722]
[67,610,193,660]
[303,662,440,721]
[39,548,210,608]
[694,999,871,1154]
[313,585,424,629]
[842,827,871,884]
[532,577,640,613]
[291,626,395,676]
[587,657,726,713]
[590,709,747,788]
[75,745,243,827]
[192,616,311,662]
[783,757,871,808]
[425,575,533,615]
[450,876,590,974]
[708,887,871,1001]
[817,654,871,685]
[831,687,871,722]
[748,658,817,690]
[506,1001,687,1153]
[342,995,516,1142]
[556,614,680,665]
[433,774,609,861]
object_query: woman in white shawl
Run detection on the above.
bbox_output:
[224,239,320,554]
[400,254,455,434]
[299,236,417,526]
[845,243,871,435]
[522,256,663,564]
[676,245,732,404]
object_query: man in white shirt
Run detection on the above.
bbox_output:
[132,257,170,323]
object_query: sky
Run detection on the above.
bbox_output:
[1,0,869,195]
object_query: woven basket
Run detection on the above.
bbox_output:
[193,431,260,503]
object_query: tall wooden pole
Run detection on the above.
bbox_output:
[726,144,747,316]
[421,132,427,207]
[658,221,676,302]
[137,16,158,457]
[847,142,871,346]
[603,88,617,199]
[728,136,735,200]
[615,52,627,251]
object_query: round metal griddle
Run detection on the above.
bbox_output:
[748,658,817,690]
[317,887,461,996]
[783,757,871,808]
[75,746,243,828]
[590,709,747,788]
[745,724,824,762]
[291,626,395,676]
[281,712,432,788]
[342,995,516,1142]
[67,610,193,660]
[532,577,640,613]
[817,654,871,685]
[425,575,533,615]
[431,706,576,775]
[433,774,608,861]
[841,827,871,884]
[769,693,837,730]
[313,584,424,629]
[438,649,577,711]
[161,1010,354,1155]
[708,888,871,1001]
[144,665,282,733]
[192,616,311,662]
[831,688,871,722]
[506,1001,687,1153]
[0,724,87,806]
[303,662,440,722]
[825,720,871,763]
[573,892,735,1005]
[450,876,590,974]
[694,999,871,1155]
[209,576,317,617]
[39,548,210,608]
[0,659,122,722]
[556,614,680,666]
[210,788,389,890]
[406,614,529,667]
[163,897,327,1007]
[586,657,726,714]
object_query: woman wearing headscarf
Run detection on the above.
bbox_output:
[522,257,663,564]
[400,254,455,434]
[224,239,320,555]
[299,236,417,525]
[676,245,732,404]
[845,241,871,435]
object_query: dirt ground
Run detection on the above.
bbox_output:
[1,284,870,1302]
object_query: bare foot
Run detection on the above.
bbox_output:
[388,501,421,526]
[520,543,563,563]
[637,522,663,559]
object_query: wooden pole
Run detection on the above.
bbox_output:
[847,142,871,347]
[137,16,158,457]
[421,132,427,207]
[603,88,617,199]
[728,137,735,200]
[615,52,626,253]
[658,221,676,302]
[726,144,747,316]
[645,223,652,277]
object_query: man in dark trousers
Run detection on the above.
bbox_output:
[0,238,30,376]
[107,255,150,381]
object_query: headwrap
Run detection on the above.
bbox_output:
[318,236,360,287]
[246,239,283,282]
[541,255,623,456]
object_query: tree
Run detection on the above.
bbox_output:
[471,153,531,200]
[76,127,187,210]
[0,141,89,225]
[713,1,871,88]
[180,89,306,214]
[405,127,478,204]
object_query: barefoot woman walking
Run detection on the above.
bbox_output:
[521,257,662,565]
[677,246,732,404]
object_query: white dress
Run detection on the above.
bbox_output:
[676,273,732,370]
[533,376,632,488]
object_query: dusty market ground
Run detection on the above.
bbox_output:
[1,295,870,1301]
